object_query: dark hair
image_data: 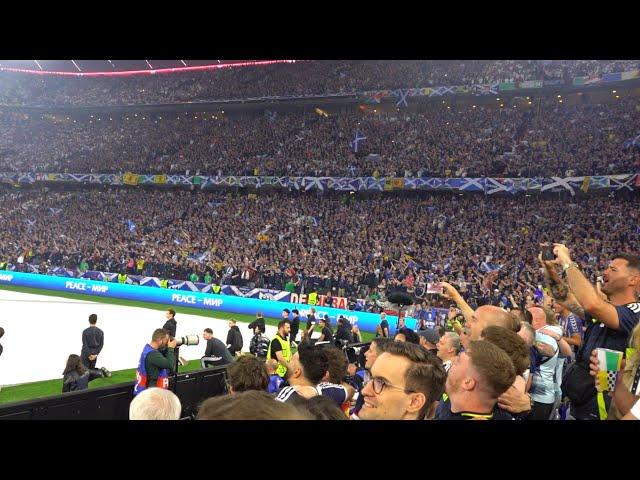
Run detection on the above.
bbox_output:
[292,309,299,314]
[167,308,176,318]
[197,390,310,420]
[467,340,516,399]
[63,354,86,376]
[0,326,4,338]
[297,342,329,384]
[299,395,347,420]
[320,346,348,384]
[613,252,640,272]
[203,328,213,334]
[283,308,290,314]
[152,328,169,342]
[88,314,97,325]
[278,319,291,330]
[227,356,269,393]
[481,326,530,376]
[380,342,447,419]
[404,330,420,345]
[371,337,394,353]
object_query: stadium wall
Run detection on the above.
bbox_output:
[0,270,413,332]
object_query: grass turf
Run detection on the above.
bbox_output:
[0,284,375,405]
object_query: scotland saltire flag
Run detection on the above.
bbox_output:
[350,131,366,153]
[623,134,640,149]
[126,219,136,232]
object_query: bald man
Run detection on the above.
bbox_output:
[466,305,513,342]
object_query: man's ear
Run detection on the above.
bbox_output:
[406,392,427,416]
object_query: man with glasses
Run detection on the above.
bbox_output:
[358,342,446,420]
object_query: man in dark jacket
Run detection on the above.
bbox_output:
[226,319,244,356]
[290,309,301,346]
[162,308,177,338]
[202,328,235,367]
[248,312,266,334]
[81,314,105,369]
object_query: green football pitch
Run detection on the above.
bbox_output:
[0,284,375,405]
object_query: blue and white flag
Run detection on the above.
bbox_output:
[48,207,62,215]
[311,216,319,227]
[126,219,136,232]
[350,131,366,153]
[623,134,640,149]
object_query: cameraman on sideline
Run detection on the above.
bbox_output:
[133,328,176,396]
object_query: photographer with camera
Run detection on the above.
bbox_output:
[133,328,176,396]
[543,245,640,420]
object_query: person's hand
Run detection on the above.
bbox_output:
[439,282,458,300]
[589,348,599,378]
[89,354,97,361]
[552,243,572,265]
[167,338,177,349]
[497,385,532,414]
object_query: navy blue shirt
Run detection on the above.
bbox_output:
[572,302,640,420]
[577,303,640,364]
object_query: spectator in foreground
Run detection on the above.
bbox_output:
[226,355,269,393]
[441,340,516,420]
[197,390,311,420]
[358,341,446,420]
[129,387,182,420]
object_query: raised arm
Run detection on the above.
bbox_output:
[439,282,474,324]
[553,244,620,329]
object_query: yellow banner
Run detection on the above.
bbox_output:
[581,176,591,193]
[123,172,139,186]
[391,177,405,189]
[153,174,167,184]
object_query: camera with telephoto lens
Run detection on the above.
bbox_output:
[174,335,200,347]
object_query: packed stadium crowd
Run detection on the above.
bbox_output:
[1,189,638,314]
[0,60,639,423]
[1,96,639,177]
[1,60,638,107]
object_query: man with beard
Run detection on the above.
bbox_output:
[267,319,292,378]
[133,328,177,395]
[275,342,348,406]
[546,248,640,420]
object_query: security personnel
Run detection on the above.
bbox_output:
[118,273,127,284]
[267,320,292,378]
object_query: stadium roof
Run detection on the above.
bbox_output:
[0,60,298,76]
